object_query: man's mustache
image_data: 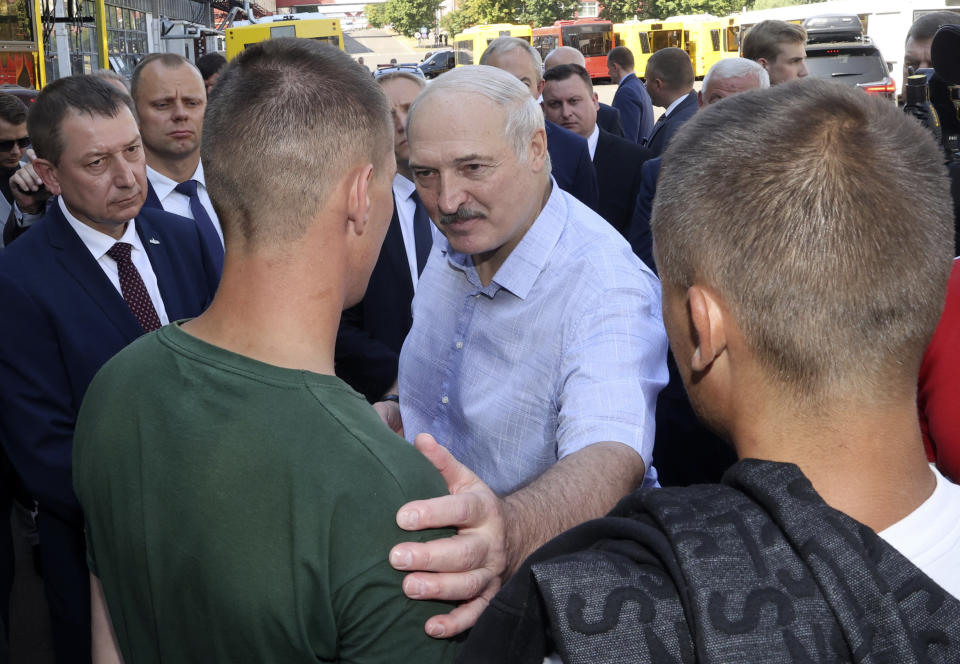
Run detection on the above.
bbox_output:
[439,207,487,225]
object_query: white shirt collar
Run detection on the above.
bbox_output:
[59,196,142,260]
[393,172,416,200]
[146,159,205,199]
[586,124,600,161]
[663,94,687,118]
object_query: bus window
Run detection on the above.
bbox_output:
[455,40,472,65]
[710,29,720,52]
[310,36,340,47]
[0,0,33,41]
[270,25,296,39]
[651,29,680,51]
[561,24,612,58]
[639,32,650,53]
[725,26,739,52]
[532,34,558,60]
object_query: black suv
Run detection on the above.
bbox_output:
[419,50,455,79]
[803,14,896,101]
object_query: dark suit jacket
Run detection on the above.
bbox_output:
[611,72,655,144]
[336,194,415,402]
[592,129,652,236]
[0,203,218,524]
[628,156,661,273]
[644,90,698,158]
[597,103,624,138]
[545,120,599,212]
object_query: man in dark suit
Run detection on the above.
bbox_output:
[336,70,435,403]
[544,46,624,137]
[607,45,654,144]
[642,47,698,157]
[480,37,599,211]
[0,76,218,664]
[542,64,652,236]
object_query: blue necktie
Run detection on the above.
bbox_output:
[410,190,432,275]
[174,179,224,274]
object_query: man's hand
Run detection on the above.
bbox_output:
[390,433,507,639]
[372,399,403,436]
[10,149,49,214]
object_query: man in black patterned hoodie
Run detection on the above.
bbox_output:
[458,79,960,663]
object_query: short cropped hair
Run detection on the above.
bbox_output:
[702,57,769,92]
[606,45,634,71]
[196,52,227,81]
[90,69,129,91]
[741,20,807,62]
[130,53,198,105]
[409,65,546,165]
[28,76,135,165]
[376,70,427,91]
[0,93,27,126]
[480,37,544,84]
[543,63,593,93]
[202,38,392,246]
[544,46,585,69]
[653,79,953,401]
[645,47,694,91]
[907,11,960,42]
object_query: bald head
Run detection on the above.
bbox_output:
[544,46,586,70]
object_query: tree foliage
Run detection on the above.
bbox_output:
[516,0,579,28]
[644,0,741,18]
[382,0,444,36]
[365,2,387,29]
[749,0,826,9]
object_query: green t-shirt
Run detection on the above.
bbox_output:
[74,323,460,663]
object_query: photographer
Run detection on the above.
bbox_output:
[0,94,46,247]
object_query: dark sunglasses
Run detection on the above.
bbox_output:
[0,137,30,152]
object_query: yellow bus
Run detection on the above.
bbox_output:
[225,16,343,60]
[0,0,45,89]
[614,19,684,77]
[453,23,532,66]
[677,16,740,77]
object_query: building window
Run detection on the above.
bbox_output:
[578,2,597,18]
[68,0,100,75]
[106,3,146,77]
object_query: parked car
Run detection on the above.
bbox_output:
[374,63,425,79]
[803,14,896,101]
[419,49,454,78]
[0,84,38,107]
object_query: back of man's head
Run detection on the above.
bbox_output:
[28,75,134,165]
[480,36,543,78]
[544,45,586,70]
[907,11,960,43]
[202,38,391,248]
[645,47,694,91]
[606,45,634,72]
[741,20,806,63]
[653,78,953,402]
[702,57,769,94]
[130,53,195,106]
[196,52,227,82]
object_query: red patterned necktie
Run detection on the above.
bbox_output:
[106,242,162,333]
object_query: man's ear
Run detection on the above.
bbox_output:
[529,127,548,173]
[756,57,770,72]
[687,285,727,373]
[32,159,61,196]
[592,92,600,110]
[535,79,545,97]
[345,162,375,237]
[697,90,704,108]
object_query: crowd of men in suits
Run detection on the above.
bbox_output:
[0,13,958,663]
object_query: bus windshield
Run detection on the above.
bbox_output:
[561,24,612,57]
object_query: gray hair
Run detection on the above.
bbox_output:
[544,46,586,70]
[376,70,427,90]
[408,65,547,165]
[702,57,770,93]
[479,37,544,84]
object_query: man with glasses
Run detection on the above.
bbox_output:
[0,94,43,246]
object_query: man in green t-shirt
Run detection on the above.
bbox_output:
[73,39,458,663]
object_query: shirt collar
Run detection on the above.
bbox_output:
[146,160,205,199]
[619,72,636,87]
[663,92,688,118]
[59,196,142,260]
[587,124,600,160]
[393,172,416,200]
[445,178,566,300]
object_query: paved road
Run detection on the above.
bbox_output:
[345,28,422,70]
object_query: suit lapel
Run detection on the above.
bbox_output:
[382,195,416,298]
[136,212,183,320]
[143,180,162,211]
[46,203,143,340]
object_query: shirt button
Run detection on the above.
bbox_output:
[455,341,463,349]
[441,395,449,404]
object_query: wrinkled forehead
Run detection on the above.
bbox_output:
[703,73,761,102]
[408,92,512,161]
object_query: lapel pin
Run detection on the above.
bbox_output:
[149,238,160,245]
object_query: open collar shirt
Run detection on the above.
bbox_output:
[398,180,668,495]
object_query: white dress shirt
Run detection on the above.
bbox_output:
[586,124,600,161]
[662,94,687,119]
[146,161,223,245]
[59,197,170,325]
[393,173,439,290]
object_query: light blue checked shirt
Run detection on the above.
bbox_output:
[398,182,668,496]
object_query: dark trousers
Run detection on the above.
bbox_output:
[0,449,15,656]
[37,509,90,664]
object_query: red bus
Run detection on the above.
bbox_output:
[532,19,615,80]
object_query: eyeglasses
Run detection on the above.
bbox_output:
[0,137,30,152]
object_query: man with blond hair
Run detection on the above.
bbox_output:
[742,19,808,85]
